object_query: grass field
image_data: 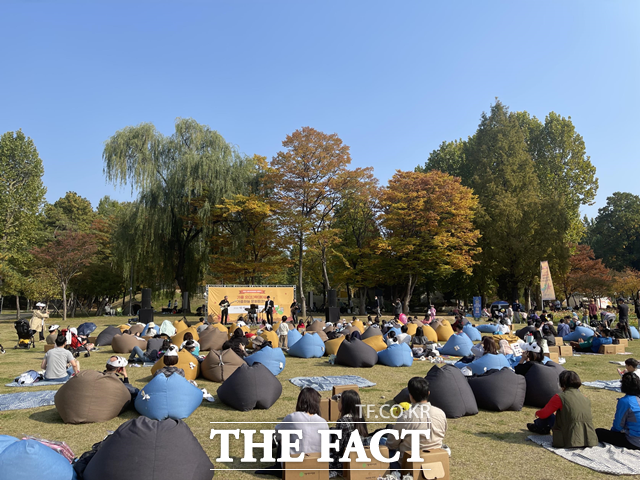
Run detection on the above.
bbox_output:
[1,312,639,480]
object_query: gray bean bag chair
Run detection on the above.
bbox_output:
[198,327,228,352]
[524,362,564,408]
[393,365,478,419]
[111,334,147,354]
[201,349,245,383]
[335,338,378,368]
[81,417,214,480]
[467,368,526,412]
[361,326,382,340]
[216,363,282,411]
[128,324,145,336]
[95,326,121,346]
[306,320,326,333]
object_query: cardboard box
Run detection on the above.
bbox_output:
[599,344,617,355]
[282,452,329,480]
[343,446,389,480]
[555,337,564,346]
[329,398,341,422]
[615,344,626,354]
[544,352,559,363]
[44,344,55,352]
[548,346,560,355]
[88,336,97,344]
[319,398,330,422]
[333,384,359,396]
[617,339,629,348]
[559,345,573,357]
[400,448,450,480]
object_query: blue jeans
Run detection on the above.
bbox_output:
[129,346,152,363]
[534,414,555,430]
[45,366,75,382]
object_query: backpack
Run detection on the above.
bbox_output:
[16,370,40,385]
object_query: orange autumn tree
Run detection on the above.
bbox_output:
[379,170,481,313]
[560,244,612,300]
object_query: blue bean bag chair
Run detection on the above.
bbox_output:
[135,372,202,420]
[463,324,482,341]
[456,353,511,375]
[562,326,594,342]
[383,327,401,341]
[440,333,474,356]
[245,346,286,376]
[287,333,325,358]
[77,322,97,337]
[287,329,303,348]
[377,343,413,367]
[0,437,76,480]
[141,324,160,336]
[632,326,640,340]
[0,435,18,454]
[506,354,521,368]
[476,324,498,334]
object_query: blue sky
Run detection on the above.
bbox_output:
[1,1,638,218]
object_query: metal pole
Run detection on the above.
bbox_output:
[129,261,133,316]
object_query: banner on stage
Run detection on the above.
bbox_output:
[540,261,556,301]
[206,285,296,322]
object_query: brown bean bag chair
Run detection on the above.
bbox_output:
[128,324,145,336]
[324,325,334,334]
[111,334,148,354]
[352,320,365,333]
[260,330,279,346]
[306,320,326,333]
[198,327,228,352]
[361,326,382,340]
[172,326,200,345]
[210,323,228,333]
[54,370,131,424]
[423,324,438,342]
[325,336,345,356]
[151,350,201,381]
[314,330,328,342]
[436,320,454,342]
[201,349,246,382]
[363,335,387,352]
[173,319,188,333]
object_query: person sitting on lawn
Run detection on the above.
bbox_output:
[329,389,369,477]
[557,317,570,338]
[180,332,200,354]
[527,370,598,448]
[46,324,60,345]
[596,372,640,449]
[41,334,79,381]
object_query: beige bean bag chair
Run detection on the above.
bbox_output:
[423,324,438,342]
[128,324,145,336]
[201,349,245,382]
[198,327,228,352]
[111,334,148,354]
[436,320,454,342]
[172,326,200,345]
[210,323,228,333]
[306,320,326,333]
[314,330,328,343]
[151,350,200,381]
[324,336,345,356]
[363,335,387,352]
[54,370,131,424]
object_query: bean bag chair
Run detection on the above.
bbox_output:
[245,346,286,376]
[383,327,401,341]
[352,320,365,333]
[172,326,200,345]
[378,343,413,367]
[423,324,438,342]
[307,320,326,332]
[363,335,387,352]
[467,368,526,411]
[173,319,188,333]
[135,373,202,420]
[260,329,279,346]
[111,334,148,354]
[524,362,564,408]
[95,326,121,346]
[216,363,282,411]
[515,326,536,340]
[563,326,595,342]
[405,323,418,336]
[198,327,228,351]
[0,437,75,480]
[476,324,498,334]
[632,326,640,340]
[151,350,201,381]
[77,322,97,337]
[456,353,511,375]
[325,336,345,356]
[141,324,160,337]
[55,370,131,424]
[436,320,454,342]
[361,326,382,340]
[201,349,245,382]
[287,332,325,358]
[463,324,482,341]
[118,324,132,332]
[128,324,145,336]
[314,330,329,342]
[440,333,474,357]
[210,323,228,333]
[82,417,214,480]
[336,338,378,368]
[0,435,17,454]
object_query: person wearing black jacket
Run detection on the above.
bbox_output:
[618,298,632,341]
[264,296,274,324]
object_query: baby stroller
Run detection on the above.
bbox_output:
[14,319,36,349]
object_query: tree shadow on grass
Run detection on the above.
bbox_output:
[29,407,63,424]
[472,430,531,445]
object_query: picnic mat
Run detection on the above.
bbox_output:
[0,390,57,411]
[528,434,640,475]
[583,380,622,392]
[289,375,375,391]
[5,378,67,388]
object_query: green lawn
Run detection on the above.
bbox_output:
[1,312,639,480]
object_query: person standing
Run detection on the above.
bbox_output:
[264,296,274,325]
[290,300,299,323]
[29,303,48,341]
[374,296,382,317]
[219,296,230,325]
[393,298,402,320]
[588,299,599,323]
[619,298,632,341]
[512,299,522,324]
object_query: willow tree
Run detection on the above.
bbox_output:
[103,118,250,302]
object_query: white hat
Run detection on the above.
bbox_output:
[326,322,333,327]
[237,321,246,327]
[164,345,179,357]
[522,342,541,354]
[146,322,156,329]
[107,356,128,367]
[49,324,60,332]
[265,324,273,331]
[36,302,46,308]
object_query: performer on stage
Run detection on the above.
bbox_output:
[219,296,230,325]
[265,296,275,324]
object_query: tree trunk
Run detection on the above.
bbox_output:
[358,287,368,315]
[62,284,67,323]
[0,295,3,314]
[298,234,306,319]
[27,299,31,312]
[321,246,331,293]
[403,274,417,314]
[96,297,107,316]
[15,295,20,320]
[70,292,76,318]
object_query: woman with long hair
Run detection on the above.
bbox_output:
[330,389,369,476]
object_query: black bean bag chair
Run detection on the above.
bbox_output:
[335,338,378,368]
[515,326,535,340]
[95,326,121,346]
[81,417,214,480]
[216,363,282,411]
[467,368,526,412]
[393,365,478,419]
[361,326,382,340]
[524,362,564,408]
